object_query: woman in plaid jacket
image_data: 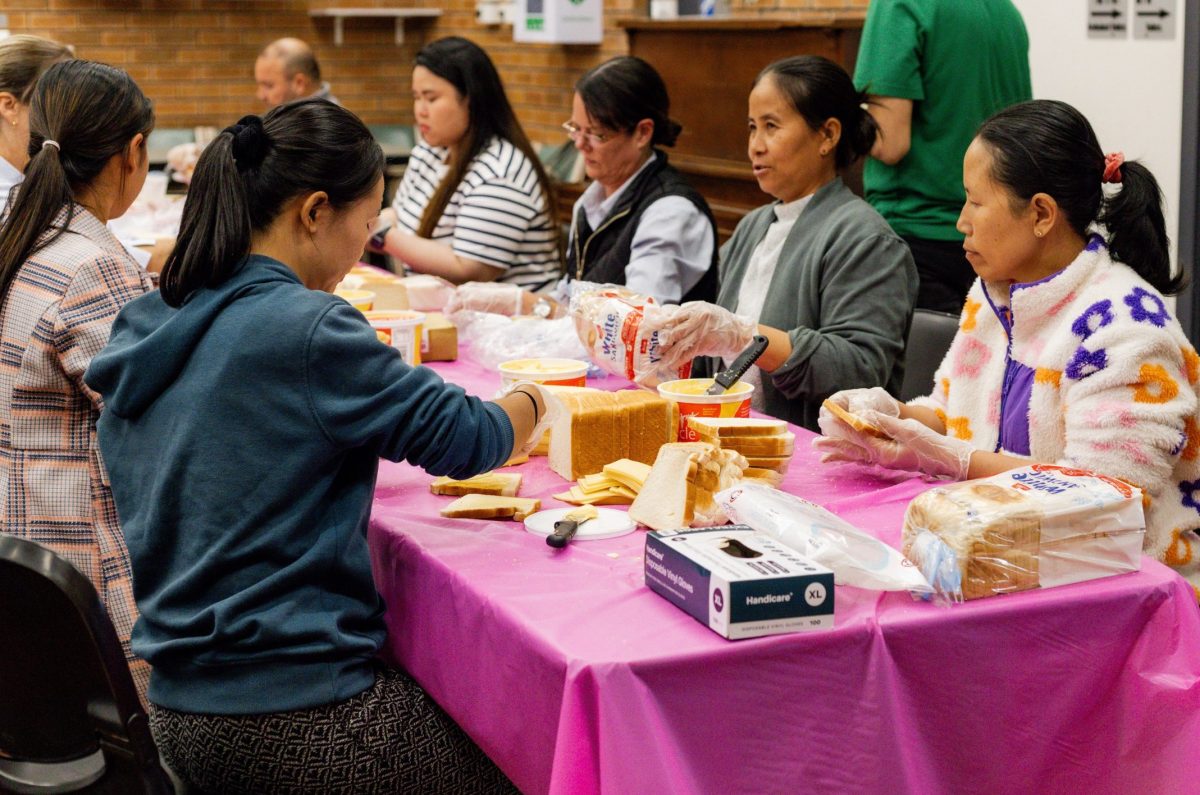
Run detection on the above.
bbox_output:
[0,59,155,700]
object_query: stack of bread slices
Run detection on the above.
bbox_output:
[684,417,793,485]
[554,458,652,505]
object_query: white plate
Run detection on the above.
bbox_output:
[524,507,636,541]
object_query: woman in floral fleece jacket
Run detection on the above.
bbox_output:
[817,99,1200,587]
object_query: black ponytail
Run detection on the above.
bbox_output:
[756,55,877,171]
[1098,160,1180,294]
[160,99,384,307]
[978,99,1184,295]
[0,59,152,303]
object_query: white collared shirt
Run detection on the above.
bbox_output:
[568,152,713,304]
[734,194,813,409]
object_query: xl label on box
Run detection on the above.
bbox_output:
[645,525,834,639]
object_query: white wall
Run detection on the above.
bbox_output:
[1011,0,1187,273]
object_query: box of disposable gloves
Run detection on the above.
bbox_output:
[645,524,834,639]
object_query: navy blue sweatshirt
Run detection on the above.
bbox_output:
[84,255,513,714]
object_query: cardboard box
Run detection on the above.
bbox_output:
[645,525,834,640]
[422,312,458,362]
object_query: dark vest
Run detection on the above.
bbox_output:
[566,151,719,303]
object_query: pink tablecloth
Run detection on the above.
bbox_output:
[369,353,1200,795]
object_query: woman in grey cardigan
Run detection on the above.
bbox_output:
[656,56,917,431]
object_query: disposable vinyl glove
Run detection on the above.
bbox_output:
[501,381,564,456]
[653,301,758,374]
[445,282,524,317]
[824,387,902,420]
[813,410,975,481]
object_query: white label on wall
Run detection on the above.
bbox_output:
[1132,0,1176,39]
[1088,0,1129,38]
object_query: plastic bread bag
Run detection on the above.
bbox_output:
[567,281,690,387]
[716,483,933,593]
[901,464,1145,604]
[458,313,594,372]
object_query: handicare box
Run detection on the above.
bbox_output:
[645,525,834,640]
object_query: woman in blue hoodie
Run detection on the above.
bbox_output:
[84,99,545,793]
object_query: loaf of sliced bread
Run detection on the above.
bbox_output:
[548,389,676,480]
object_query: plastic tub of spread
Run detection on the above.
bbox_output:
[334,289,375,312]
[498,358,589,388]
[364,310,425,365]
[657,378,754,442]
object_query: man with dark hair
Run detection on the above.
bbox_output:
[254,37,339,108]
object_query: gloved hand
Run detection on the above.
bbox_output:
[812,410,975,480]
[653,301,758,374]
[824,387,902,421]
[445,281,524,317]
[501,381,564,456]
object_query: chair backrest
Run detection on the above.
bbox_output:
[0,535,173,794]
[899,308,961,402]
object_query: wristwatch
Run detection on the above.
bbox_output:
[532,297,553,319]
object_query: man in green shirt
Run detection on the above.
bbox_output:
[854,0,1031,314]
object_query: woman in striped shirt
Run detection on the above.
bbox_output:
[371,37,559,291]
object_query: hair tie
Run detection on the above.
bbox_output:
[41,139,60,153]
[224,114,269,170]
[1103,151,1124,184]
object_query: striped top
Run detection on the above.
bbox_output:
[0,205,153,703]
[390,136,559,290]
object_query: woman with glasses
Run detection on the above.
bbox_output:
[370,37,559,291]
[446,55,717,318]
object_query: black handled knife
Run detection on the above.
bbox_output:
[547,505,598,548]
[706,335,769,395]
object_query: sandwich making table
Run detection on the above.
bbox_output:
[368,350,1200,794]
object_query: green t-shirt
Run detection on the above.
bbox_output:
[853,0,1032,241]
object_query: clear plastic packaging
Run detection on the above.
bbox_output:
[716,483,933,593]
[568,282,688,387]
[458,314,594,373]
[902,464,1145,603]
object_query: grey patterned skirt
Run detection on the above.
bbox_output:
[150,665,519,794]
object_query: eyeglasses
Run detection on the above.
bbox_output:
[562,120,614,147]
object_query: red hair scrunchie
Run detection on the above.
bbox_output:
[1103,151,1125,184]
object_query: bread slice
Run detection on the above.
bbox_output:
[821,399,887,437]
[430,472,521,497]
[717,432,795,457]
[742,467,784,487]
[744,455,791,473]
[440,494,540,521]
[628,445,699,530]
[686,416,788,438]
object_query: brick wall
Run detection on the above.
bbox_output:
[5,0,865,143]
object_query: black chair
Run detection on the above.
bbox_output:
[898,308,960,402]
[0,535,173,794]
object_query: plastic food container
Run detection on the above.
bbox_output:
[364,310,425,365]
[335,289,375,312]
[498,358,588,388]
[657,378,754,441]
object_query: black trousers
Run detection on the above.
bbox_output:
[903,235,976,315]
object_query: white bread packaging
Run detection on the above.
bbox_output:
[644,525,834,639]
[901,464,1144,602]
[569,284,688,386]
